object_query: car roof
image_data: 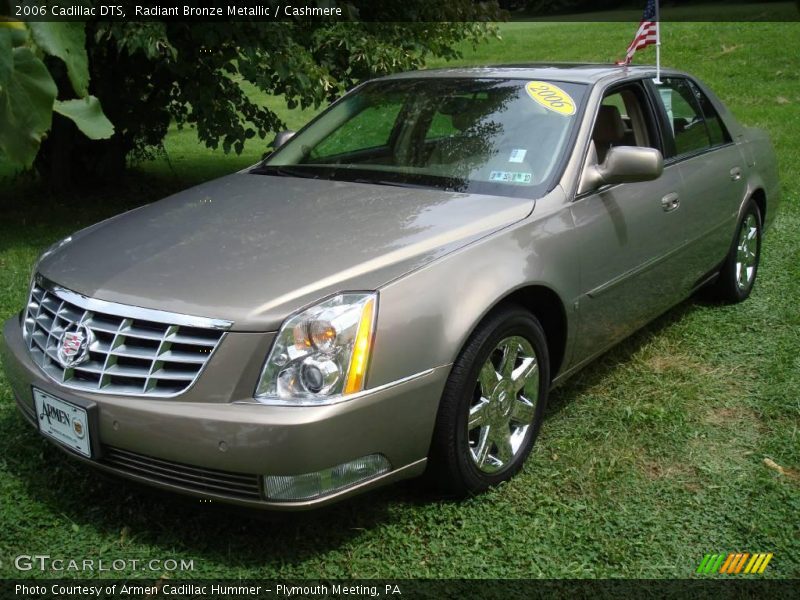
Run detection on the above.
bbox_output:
[378,63,689,86]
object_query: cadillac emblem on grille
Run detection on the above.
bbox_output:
[57,326,94,368]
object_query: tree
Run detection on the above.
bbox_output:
[19,2,500,185]
[0,20,114,169]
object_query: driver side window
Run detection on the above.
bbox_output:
[592,84,657,163]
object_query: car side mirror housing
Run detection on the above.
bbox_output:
[271,130,296,150]
[581,146,664,192]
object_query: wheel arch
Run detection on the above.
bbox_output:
[750,187,767,224]
[503,285,568,381]
[466,284,569,383]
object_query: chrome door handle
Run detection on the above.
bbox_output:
[661,192,680,212]
[730,167,742,181]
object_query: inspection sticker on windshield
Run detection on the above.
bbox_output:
[490,171,532,184]
[526,81,576,116]
[509,149,527,163]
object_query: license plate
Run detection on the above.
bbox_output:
[33,388,92,458]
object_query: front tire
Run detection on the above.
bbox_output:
[428,305,550,497]
[709,199,762,303]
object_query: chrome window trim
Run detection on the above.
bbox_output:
[235,368,436,407]
[662,141,736,167]
[35,274,233,331]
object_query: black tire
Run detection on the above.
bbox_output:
[427,305,550,497]
[708,199,762,303]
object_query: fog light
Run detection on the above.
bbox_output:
[263,454,392,501]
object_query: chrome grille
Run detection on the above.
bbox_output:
[102,446,262,500]
[22,280,227,397]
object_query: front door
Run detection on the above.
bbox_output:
[570,81,688,363]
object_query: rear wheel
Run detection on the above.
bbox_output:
[428,306,549,496]
[708,199,762,303]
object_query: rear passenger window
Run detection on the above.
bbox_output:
[688,80,731,146]
[654,78,711,156]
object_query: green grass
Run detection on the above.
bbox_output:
[0,20,799,579]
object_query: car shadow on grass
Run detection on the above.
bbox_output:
[0,296,703,573]
[544,299,698,421]
[0,404,411,572]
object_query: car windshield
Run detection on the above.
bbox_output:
[256,77,588,198]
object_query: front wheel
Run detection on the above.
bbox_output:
[427,306,550,496]
[708,199,762,303]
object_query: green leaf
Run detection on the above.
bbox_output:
[0,46,57,167]
[53,96,114,139]
[0,31,12,92]
[0,21,29,48]
[28,22,89,96]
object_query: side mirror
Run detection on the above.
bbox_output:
[271,130,296,150]
[582,146,664,192]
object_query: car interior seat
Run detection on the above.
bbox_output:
[592,105,627,163]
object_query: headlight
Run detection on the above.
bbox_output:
[255,293,377,405]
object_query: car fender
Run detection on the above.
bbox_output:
[369,186,578,389]
[739,129,781,230]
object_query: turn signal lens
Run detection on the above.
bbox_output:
[309,319,337,353]
[344,298,375,395]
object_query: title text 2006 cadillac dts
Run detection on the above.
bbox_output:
[0,64,779,509]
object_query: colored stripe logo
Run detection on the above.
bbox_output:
[696,553,773,574]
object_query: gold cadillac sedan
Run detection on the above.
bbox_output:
[0,64,780,509]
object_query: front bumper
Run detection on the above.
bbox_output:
[1,316,448,509]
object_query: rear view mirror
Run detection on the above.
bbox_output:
[581,146,664,192]
[271,130,296,150]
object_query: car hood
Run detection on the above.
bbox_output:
[38,173,534,331]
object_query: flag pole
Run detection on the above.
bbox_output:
[654,0,662,84]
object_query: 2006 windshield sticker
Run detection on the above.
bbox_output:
[525,81,576,116]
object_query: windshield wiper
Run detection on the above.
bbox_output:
[352,178,436,190]
[253,166,322,180]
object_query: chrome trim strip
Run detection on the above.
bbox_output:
[237,368,436,407]
[586,217,732,299]
[586,247,679,299]
[662,141,736,168]
[35,274,233,331]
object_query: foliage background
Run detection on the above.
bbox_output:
[2,4,499,184]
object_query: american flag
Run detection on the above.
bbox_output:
[623,0,658,65]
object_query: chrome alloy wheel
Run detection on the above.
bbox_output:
[736,213,759,290]
[467,336,539,474]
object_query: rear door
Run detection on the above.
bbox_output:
[647,77,746,287]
